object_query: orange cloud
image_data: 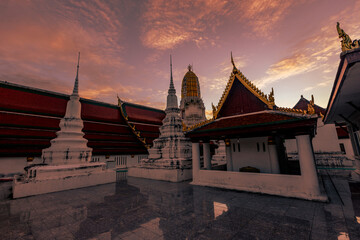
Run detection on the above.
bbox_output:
[255,1,360,88]
[141,0,305,50]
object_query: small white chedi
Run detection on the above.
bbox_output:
[128,56,192,182]
[13,53,115,198]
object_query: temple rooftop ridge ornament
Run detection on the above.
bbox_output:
[337,22,360,52]
[212,52,276,119]
[307,94,316,115]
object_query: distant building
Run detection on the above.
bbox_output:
[180,65,206,127]
[285,95,355,160]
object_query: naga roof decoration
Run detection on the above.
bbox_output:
[337,22,360,52]
[117,96,149,149]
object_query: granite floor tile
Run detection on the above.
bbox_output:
[0,176,358,240]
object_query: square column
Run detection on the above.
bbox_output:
[192,142,200,181]
[203,142,211,170]
[268,137,280,174]
[296,134,320,196]
[225,139,233,171]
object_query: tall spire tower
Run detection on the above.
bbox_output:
[142,55,192,171]
[166,54,178,110]
[72,52,80,96]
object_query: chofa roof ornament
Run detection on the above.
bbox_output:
[337,22,360,52]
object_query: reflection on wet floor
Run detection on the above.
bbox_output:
[0,176,359,239]
[213,202,228,219]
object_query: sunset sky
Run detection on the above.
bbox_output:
[1,0,360,117]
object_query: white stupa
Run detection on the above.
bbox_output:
[145,55,192,167]
[42,53,92,165]
[128,56,193,182]
[13,53,116,198]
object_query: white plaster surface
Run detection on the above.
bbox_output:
[230,137,271,173]
[128,167,192,182]
[285,120,348,154]
[192,170,327,201]
[13,169,116,198]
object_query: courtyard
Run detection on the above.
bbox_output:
[0,174,359,240]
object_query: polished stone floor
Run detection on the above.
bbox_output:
[0,176,359,240]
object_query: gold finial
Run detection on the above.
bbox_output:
[337,22,360,52]
[212,102,217,118]
[307,94,315,115]
[269,88,275,104]
[231,52,237,73]
[117,94,123,106]
[187,64,192,71]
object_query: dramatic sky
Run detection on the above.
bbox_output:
[1,0,360,117]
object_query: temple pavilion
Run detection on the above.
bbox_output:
[185,54,327,201]
[324,22,360,181]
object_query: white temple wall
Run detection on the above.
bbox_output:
[230,137,271,173]
[192,170,326,201]
[312,119,340,152]
[0,154,147,176]
[339,138,355,160]
[285,119,343,153]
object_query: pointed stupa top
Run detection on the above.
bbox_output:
[168,55,176,94]
[72,52,80,96]
[166,55,178,110]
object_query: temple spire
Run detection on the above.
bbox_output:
[73,52,80,96]
[166,55,178,109]
[169,54,174,90]
[231,51,237,73]
[168,55,176,95]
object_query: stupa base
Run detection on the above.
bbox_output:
[128,166,192,182]
[13,163,116,198]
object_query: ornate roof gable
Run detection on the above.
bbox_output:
[212,53,275,119]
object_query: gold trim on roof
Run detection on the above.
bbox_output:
[212,53,275,119]
[117,96,149,149]
[276,107,307,114]
[337,22,360,52]
[307,95,315,115]
[183,117,215,132]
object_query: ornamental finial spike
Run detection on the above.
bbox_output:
[72,52,80,96]
[231,52,237,73]
[269,88,275,104]
[307,94,315,115]
[337,22,360,51]
[187,64,192,71]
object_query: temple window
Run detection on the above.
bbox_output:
[237,143,241,152]
[263,142,266,152]
[257,143,260,152]
[233,143,236,152]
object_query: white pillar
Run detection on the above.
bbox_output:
[203,142,211,170]
[296,134,320,196]
[192,142,200,181]
[225,139,233,171]
[268,137,280,174]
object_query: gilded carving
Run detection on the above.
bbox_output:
[337,22,360,52]
[307,94,315,115]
